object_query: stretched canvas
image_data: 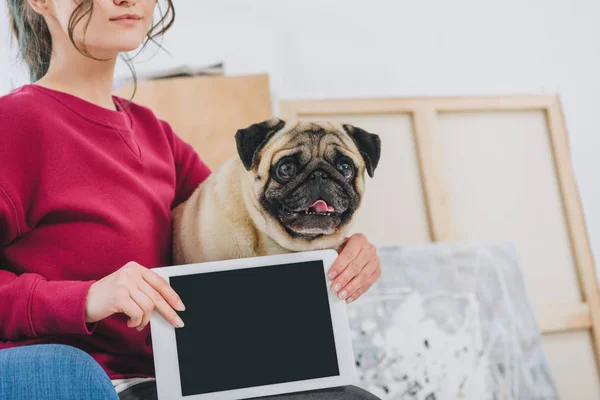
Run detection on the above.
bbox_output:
[349,243,558,400]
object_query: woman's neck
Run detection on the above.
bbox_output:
[35,45,119,111]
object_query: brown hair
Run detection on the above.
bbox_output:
[7,0,175,82]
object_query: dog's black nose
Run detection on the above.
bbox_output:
[310,170,328,181]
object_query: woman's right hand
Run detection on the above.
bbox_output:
[85,261,185,331]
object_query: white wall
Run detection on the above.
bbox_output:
[3,0,600,277]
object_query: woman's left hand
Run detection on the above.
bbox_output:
[327,233,381,304]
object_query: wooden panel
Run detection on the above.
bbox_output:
[280,96,600,393]
[280,95,555,116]
[115,74,272,170]
[536,302,592,333]
[546,99,600,370]
[299,114,431,245]
[436,110,582,306]
[412,107,453,241]
[544,331,600,399]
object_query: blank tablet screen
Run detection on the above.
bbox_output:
[169,260,340,396]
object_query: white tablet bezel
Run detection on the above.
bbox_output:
[149,249,357,400]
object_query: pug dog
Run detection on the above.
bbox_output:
[172,118,381,265]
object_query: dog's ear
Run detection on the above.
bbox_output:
[235,118,286,170]
[343,124,381,178]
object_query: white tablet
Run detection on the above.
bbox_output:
[149,250,357,400]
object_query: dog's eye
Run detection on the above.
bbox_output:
[337,159,354,179]
[276,160,297,180]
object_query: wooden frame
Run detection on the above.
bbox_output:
[280,96,600,370]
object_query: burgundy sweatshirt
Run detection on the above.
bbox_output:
[0,84,211,379]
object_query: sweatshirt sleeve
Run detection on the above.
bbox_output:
[0,185,97,340]
[162,121,212,208]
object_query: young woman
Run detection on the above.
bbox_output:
[0,1,382,399]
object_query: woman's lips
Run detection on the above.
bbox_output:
[110,14,142,25]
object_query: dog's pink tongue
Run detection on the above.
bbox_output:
[309,200,335,213]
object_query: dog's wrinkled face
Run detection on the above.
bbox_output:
[235,118,381,240]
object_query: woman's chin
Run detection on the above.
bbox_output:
[113,42,147,54]
[116,40,148,53]
[85,36,149,56]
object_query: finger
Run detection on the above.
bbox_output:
[142,268,185,312]
[130,288,155,331]
[337,256,378,300]
[331,244,374,297]
[328,234,364,280]
[138,280,183,329]
[345,285,366,304]
[119,296,144,329]
[346,268,381,304]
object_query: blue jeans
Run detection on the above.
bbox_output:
[0,344,118,400]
